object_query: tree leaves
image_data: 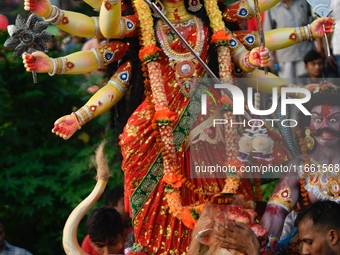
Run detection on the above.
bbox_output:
[0,29,123,254]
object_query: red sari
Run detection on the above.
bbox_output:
[119,17,255,254]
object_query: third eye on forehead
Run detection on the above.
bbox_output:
[311,106,340,116]
[311,112,340,118]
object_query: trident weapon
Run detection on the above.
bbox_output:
[307,0,333,56]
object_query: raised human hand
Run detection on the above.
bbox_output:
[52,114,80,140]
[215,221,261,255]
[310,17,335,38]
[249,46,271,68]
[24,0,53,18]
[22,51,53,73]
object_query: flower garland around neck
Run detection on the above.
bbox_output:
[295,125,310,207]
[133,0,211,230]
[134,0,183,188]
[203,0,233,82]
[134,0,241,231]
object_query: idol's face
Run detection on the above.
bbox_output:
[309,105,340,148]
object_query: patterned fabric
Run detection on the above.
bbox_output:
[0,242,33,255]
[119,19,256,254]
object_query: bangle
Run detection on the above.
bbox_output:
[307,24,314,41]
[43,5,64,25]
[91,48,103,69]
[303,26,310,41]
[91,17,99,38]
[43,5,60,23]
[60,57,67,74]
[48,58,58,76]
[51,9,64,25]
[297,26,310,42]
[295,27,302,43]
[74,106,94,126]
[55,57,63,74]
[243,51,256,70]
[71,112,82,130]
[44,5,57,20]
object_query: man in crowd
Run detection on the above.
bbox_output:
[0,217,33,255]
[81,187,132,255]
[298,49,337,84]
[215,200,340,255]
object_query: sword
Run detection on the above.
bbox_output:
[143,0,253,120]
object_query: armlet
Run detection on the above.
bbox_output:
[94,41,130,67]
[233,30,260,51]
[222,0,256,24]
[268,187,294,212]
[118,15,139,38]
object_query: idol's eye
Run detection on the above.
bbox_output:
[314,118,322,124]
[329,118,338,123]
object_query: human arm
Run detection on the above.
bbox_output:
[214,221,261,255]
[52,61,131,140]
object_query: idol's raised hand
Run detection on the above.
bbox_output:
[52,114,80,140]
[310,17,335,38]
[24,0,53,18]
[22,52,53,74]
[249,46,271,68]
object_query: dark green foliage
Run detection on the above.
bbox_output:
[0,30,123,255]
[261,179,279,201]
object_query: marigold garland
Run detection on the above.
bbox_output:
[133,0,242,233]
[203,0,225,33]
[165,189,206,229]
[138,45,161,62]
[254,178,262,201]
[295,125,310,207]
[222,176,241,193]
[134,0,156,46]
[217,46,233,83]
[211,30,232,44]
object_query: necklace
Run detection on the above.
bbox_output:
[156,16,204,61]
[156,16,205,97]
